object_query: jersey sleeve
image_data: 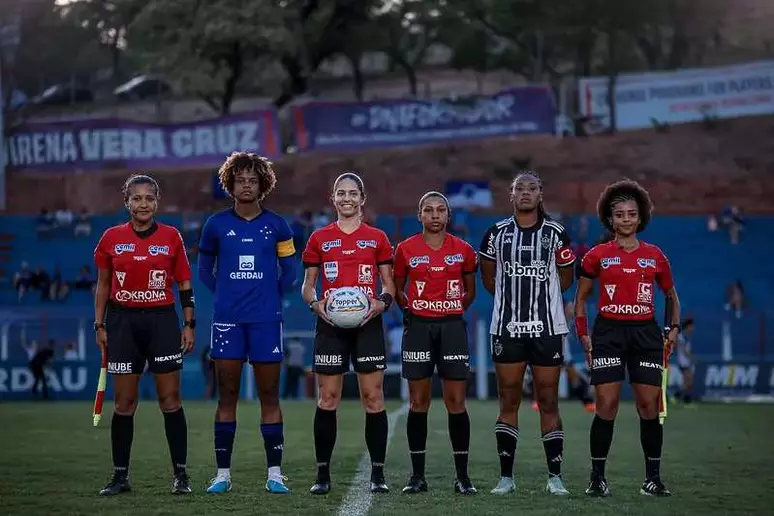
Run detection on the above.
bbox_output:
[301,231,322,268]
[555,228,576,268]
[198,216,219,256]
[393,243,407,278]
[655,247,675,292]
[580,246,601,278]
[94,231,112,269]
[172,229,193,282]
[275,217,296,258]
[463,241,478,274]
[478,225,497,261]
[376,231,394,265]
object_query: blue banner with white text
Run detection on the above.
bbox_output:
[292,87,557,152]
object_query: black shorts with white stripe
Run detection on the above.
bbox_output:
[490,334,564,366]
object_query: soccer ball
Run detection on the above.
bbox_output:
[325,287,371,329]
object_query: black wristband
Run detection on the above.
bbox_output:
[378,292,393,310]
[179,289,195,309]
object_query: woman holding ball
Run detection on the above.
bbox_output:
[301,172,396,495]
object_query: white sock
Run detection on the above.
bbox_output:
[268,466,282,480]
[216,468,231,480]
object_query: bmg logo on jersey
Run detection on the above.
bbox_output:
[239,255,254,271]
[148,245,170,256]
[637,282,652,303]
[114,243,136,255]
[503,260,548,281]
[446,279,461,299]
[148,269,167,289]
[358,264,373,284]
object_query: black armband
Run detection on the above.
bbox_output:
[179,288,195,309]
[378,292,393,310]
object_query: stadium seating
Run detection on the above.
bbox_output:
[1,213,771,364]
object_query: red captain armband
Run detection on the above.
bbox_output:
[575,317,589,337]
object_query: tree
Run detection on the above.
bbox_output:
[128,0,292,115]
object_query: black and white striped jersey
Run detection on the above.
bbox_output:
[479,215,576,338]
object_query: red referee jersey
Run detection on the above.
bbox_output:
[394,233,477,317]
[94,222,192,308]
[302,222,393,299]
[581,240,674,321]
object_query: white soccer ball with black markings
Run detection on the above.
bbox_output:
[325,287,371,329]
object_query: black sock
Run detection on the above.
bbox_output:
[163,407,188,475]
[406,410,428,477]
[590,415,615,477]
[314,408,337,481]
[542,427,564,477]
[448,411,471,480]
[111,413,134,476]
[365,410,388,479]
[640,417,663,479]
[260,422,284,469]
[494,420,519,478]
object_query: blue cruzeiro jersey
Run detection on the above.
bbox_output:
[198,208,297,323]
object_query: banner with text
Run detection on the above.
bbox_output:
[293,87,557,151]
[4,110,280,173]
[578,60,774,131]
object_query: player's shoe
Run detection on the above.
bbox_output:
[370,472,389,493]
[266,475,290,494]
[454,477,477,495]
[171,471,193,494]
[640,477,672,497]
[99,473,131,496]
[490,476,516,495]
[402,475,428,494]
[584,473,611,497]
[545,476,570,496]
[206,476,232,493]
[310,477,331,495]
[532,401,539,411]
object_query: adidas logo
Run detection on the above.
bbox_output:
[553,352,561,359]
[226,230,236,236]
[273,346,280,353]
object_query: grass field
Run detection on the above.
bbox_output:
[2,399,772,515]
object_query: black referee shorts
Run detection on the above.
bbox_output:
[590,316,664,387]
[401,313,469,381]
[313,315,386,375]
[105,302,183,375]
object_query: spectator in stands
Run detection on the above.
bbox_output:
[721,205,744,244]
[73,208,92,237]
[49,266,70,301]
[725,279,746,319]
[30,266,51,301]
[29,343,55,400]
[290,210,313,253]
[706,214,719,232]
[74,265,95,291]
[283,338,306,399]
[54,206,74,229]
[13,262,32,301]
[36,209,54,239]
[63,341,79,361]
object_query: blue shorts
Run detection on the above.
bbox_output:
[210,321,284,363]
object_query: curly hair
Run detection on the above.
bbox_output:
[596,179,653,233]
[123,174,160,202]
[218,152,277,201]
